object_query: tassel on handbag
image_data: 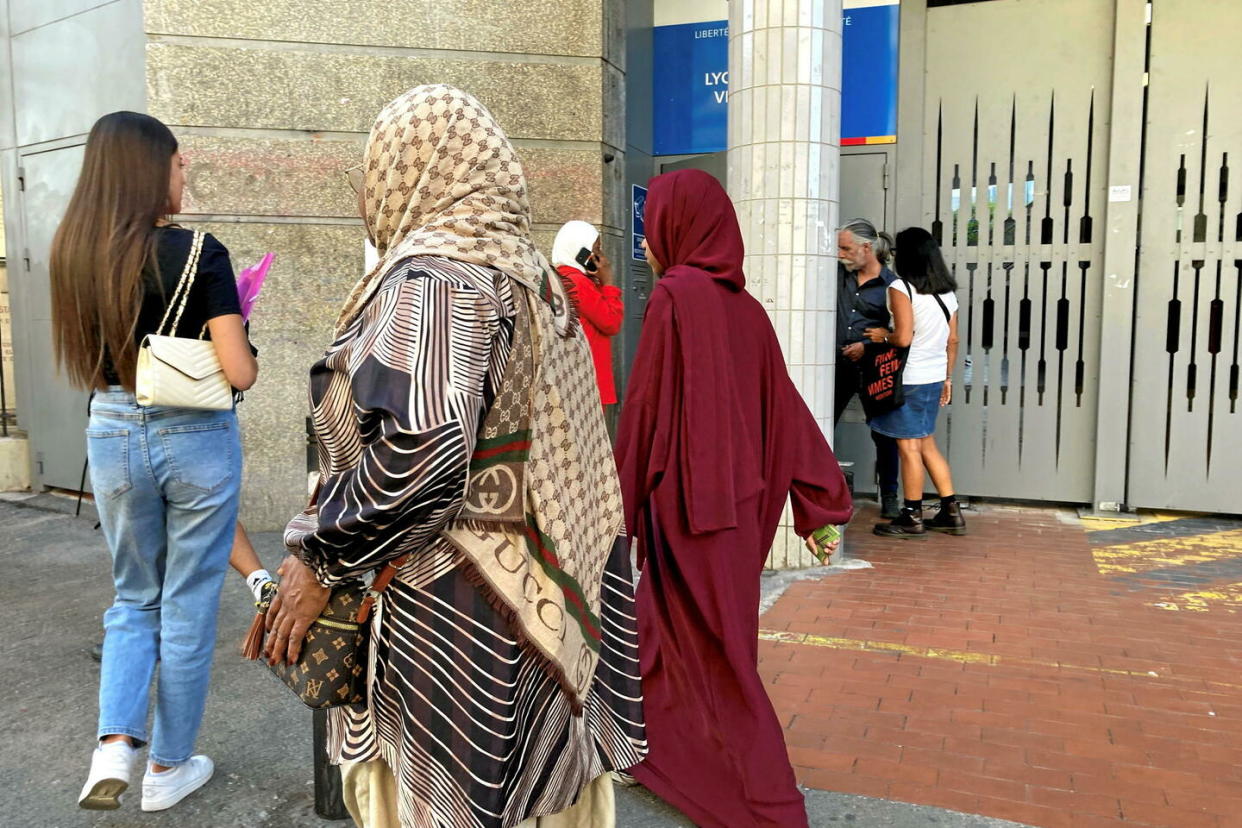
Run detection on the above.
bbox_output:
[241,580,280,661]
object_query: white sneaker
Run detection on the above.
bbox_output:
[78,741,138,810]
[140,755,214,812]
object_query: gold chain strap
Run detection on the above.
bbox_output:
[154,230,207,339]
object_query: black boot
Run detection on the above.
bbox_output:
[928,500,968,535]
[874,507,927,539]
[880,491,901,520]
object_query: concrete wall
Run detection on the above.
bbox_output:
[141,0,627,528]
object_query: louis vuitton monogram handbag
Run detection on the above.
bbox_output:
[242,558,408,709]
[242,481,410,709]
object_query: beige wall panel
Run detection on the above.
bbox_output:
[142,0,604,57]
[235,341,318,529]
[520,146,609,228]
[531,229,557,258]
[145,43,605,141]
[191,221,364,356]
[180,134,609,228]
[195,221,363,528]
[180,134,365,218]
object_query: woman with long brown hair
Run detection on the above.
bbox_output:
[53,111,257,813]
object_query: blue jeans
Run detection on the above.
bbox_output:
[88,389,241,766]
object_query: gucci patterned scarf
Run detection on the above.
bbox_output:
[444,286,624,713]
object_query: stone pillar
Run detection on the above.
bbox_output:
[728,0,843,568]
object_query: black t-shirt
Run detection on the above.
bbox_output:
[103,226,242,385]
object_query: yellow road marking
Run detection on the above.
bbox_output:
[1090,528,1242,575]
[1151,581,1242,613]
[758,629,1242,691]
[1079,511,1184,530]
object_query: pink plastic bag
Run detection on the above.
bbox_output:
[236,253,274,321]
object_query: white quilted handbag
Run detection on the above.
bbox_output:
[135,230,234,410]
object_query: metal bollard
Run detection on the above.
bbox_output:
[305,417,350,819]
[313,709,350,819]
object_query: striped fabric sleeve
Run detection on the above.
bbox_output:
[287,273,502,586]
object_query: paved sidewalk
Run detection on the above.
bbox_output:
[759,501,1242,828]
[0,494,1022,828]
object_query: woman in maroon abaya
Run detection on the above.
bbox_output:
[617,169,854,827]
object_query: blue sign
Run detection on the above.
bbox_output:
[652,2,900,155]
[652,21,730,156]
[632,185,648,261]
[841,2,900,145]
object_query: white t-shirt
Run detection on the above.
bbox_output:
[888,280,958,385]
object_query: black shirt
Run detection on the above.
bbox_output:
[836,264,896,349]
[103,227,242,385]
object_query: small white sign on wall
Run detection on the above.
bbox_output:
[1108,185,1133,203]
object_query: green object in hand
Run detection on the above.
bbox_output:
[810,524,842,563]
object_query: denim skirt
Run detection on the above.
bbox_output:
[868,381,944,439]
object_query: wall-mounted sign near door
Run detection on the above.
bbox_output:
[652,0,900,156]
[632,184,648,262]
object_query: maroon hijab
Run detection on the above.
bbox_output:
[645,169,746,292]
[620,170,753,535]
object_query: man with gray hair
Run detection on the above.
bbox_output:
[835,218,901,518]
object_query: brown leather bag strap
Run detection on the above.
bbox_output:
[356,554,411,624]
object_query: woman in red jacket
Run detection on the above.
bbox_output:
[552,220,623,406]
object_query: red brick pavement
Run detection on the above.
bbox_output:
[759,503,1242,828]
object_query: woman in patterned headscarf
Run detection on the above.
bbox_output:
[264,85,646,828]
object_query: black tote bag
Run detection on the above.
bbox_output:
[858,340,909,419]
[857,282,954,420]
[857,276,912,419]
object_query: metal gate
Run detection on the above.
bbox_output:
[1127,0,1242,512]
[917,0,1116,503]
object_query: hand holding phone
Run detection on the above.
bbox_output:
[575,246,596,272]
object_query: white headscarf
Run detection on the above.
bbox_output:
[551,220,600,273]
